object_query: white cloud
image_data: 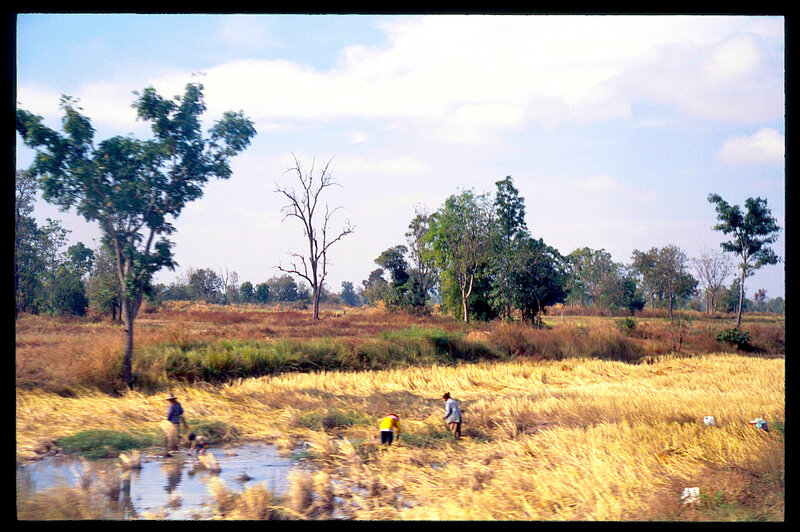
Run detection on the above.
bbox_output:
[335,156,430,175]
[17,15,784,141]
[716,128,785,165]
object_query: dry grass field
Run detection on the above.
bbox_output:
[16,303,784,520]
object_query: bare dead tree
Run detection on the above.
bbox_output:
[275,154,354,319]
[691,248,734,316]
[217,267,239,304]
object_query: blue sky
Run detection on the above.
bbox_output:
[16,14,786,299]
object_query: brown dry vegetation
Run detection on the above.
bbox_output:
[15,301,783,395]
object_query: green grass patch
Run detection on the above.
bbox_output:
[184,419,240,444]
[135,327,507,386]
[400,425,455,448]
[293,409,374,431]
[57,429,158,459]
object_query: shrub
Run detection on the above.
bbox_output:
[615,317,637,336]
[716,328,751,349]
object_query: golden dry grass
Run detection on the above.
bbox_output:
[17,352,784,520]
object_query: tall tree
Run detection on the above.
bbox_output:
[631,245,698,320]
[508,236,567,324]
[361,268,390,305]
[16,82,256,387]
[188,268,223,302]
[15,169,41,316]
[566,248,622,309]
[275,154,354,319]
[690,248,734,316]
[405,206,438,305]
[268,275,300,302]
[492,176,528,320]
[427,189,496,322]
[239,281,255,303]
[340,281,360,307]
[708,194,781,327]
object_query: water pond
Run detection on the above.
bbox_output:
[17,443,304,520]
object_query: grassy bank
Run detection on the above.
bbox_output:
[15,303,784,395]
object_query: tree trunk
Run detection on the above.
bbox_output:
[313,289,321,320]
[736,272,745,328]
[122,305,135,388]
[120,295,142,388]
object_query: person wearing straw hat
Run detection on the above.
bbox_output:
[165,393,189,451]
[442,392,462,439]
[379,413,402,446]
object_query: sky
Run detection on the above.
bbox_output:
[15,14,786,299]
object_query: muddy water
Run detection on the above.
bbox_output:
[16,443,304,520]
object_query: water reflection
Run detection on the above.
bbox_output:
[17,443,300,520]
[162,458,183,494]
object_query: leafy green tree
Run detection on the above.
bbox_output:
[188,268,223,303]
[162,282,192,301]
[427,189,496,322]
[254,282,271,304]
[86,240,122,319]
[16,82,256,387]
[566,248,615,309]
[507,236,567,324]
[239,281,254,303]
[708,194,781,327]
[340,281,360,306]
[375,245,414,309]
[766,296,785,314]
[631,245,697,321]
[720,279,748,314]
[361,268,390,305]
[66,241,94,279]
[267,275,299,302]
[491,176,528,320]
[15,170,46,316]
[42,264,88,316]
[375,246,411,288]
[405,207,438,306]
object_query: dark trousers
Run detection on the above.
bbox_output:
[380,430,394,445]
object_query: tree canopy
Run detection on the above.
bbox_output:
[16,81,256,387]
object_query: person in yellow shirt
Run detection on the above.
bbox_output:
[379,414,401,445]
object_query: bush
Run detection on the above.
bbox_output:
[716,328,751,349]
[615,317,637,336]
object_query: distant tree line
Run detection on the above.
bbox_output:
[358,177,783,323]
[16,167,783,323]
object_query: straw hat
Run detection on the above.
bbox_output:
[165,393,178,401]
